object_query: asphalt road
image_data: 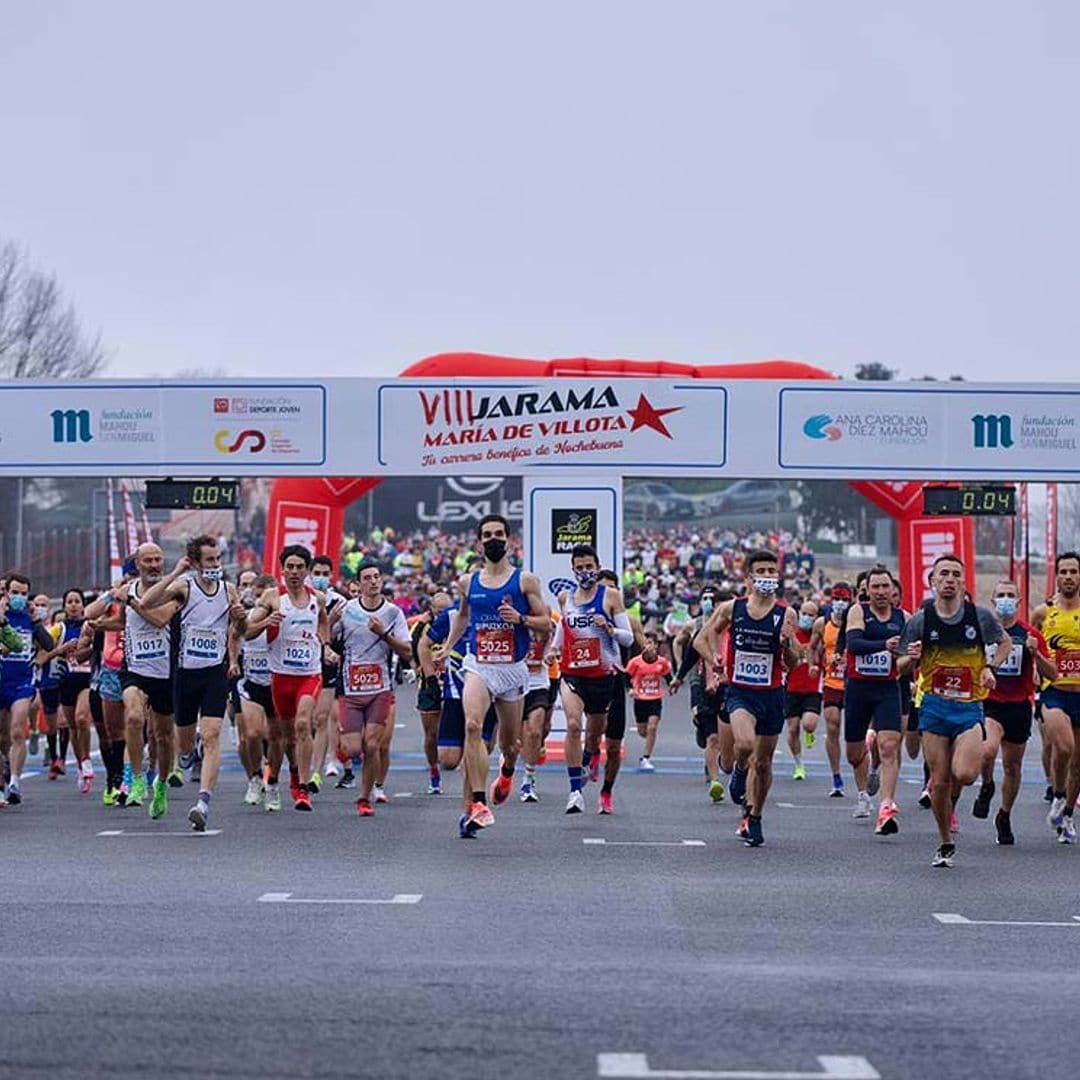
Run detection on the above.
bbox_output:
[4,706,1079,1080]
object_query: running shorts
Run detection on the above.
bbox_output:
[561,674,615,717]
[175,664,230,728]
[524,687,551,718]
[785,691,822,719]
[462,655,528,703]
[1040,687,1080,728]
[337,690,394,734]
[417,677,442,713]
[633,697,663,724]
[38,686,60,714]
[983,698,1033,745]
[823,685,845,711]
[437,699,498,748]
[606,672,628,741]
[271,672,323,722]
[121,671,174,717]
[843,680,902,742]
[0,682,35,711]
[917,695,984,740]
[58,673,91,709]
[239,679,277,719]
[725,686,785,737]
[97,669,123,703]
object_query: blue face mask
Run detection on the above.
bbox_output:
[701,598,714,616]
[798,613,814,631]
[310,576,330,591]
[994,596,1018,618]
[7,594,27,612]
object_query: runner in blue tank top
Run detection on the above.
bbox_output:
[436,514,550,839]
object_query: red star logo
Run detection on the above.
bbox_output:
[626,393,683,438]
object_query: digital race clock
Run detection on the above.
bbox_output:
[144,480,240,510]
[922,484,1016,517]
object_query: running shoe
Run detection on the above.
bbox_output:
[520,780,539,803]
[598,791,613,815]
[468,801,495,828]
[373,785,389,804]
[325,760,342,778]
[736,815,750,840]
[149,779,168,819]
[828,776,845,799]
[708,779,725,803]
[289,772,303,803]
[972,780,995,819]
[729,768,748,805]
[853,793,871,820]
[949,811,960,835]
[489,774,512,806]
[932,843,956,868]
[1044,784,1054,803]
[78,759,93,795]
[994,808,1014,846]
[244,776,263,805]
[564,790,585,815]
[792,763,807,781]
[744,816,765,847]
[6,779,21,806]
[167,766,184,788]
[1047,796,1067,831]
[587,755,601,785]
[356,798,375,817]
[804,729,816,750]
[177,749,193,775]
[917,787,932,809]
[264,784,281,812]
[1058,818,1077,844]
[427,773,442,795]
[188,799,209,832]
[128,775,147,808]
[122,762,134,792]
[48,758,63,781]
[874,802,899,836]
[309,772,322,795]
[29,732,39,756]
[294,789,313,811]
[637,756,655,773]
[102,785,116,808]
[866,768,880,797]
[335,769,356,789]
[458,813,479,839]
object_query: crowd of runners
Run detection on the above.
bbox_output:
[2,514,1079,869]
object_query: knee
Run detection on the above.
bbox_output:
[1002,758,1022,780]
[438,749,461,771]
[752,755,771,776]
[734,737,754,759]
[845,745,865,767]
[706,734,719,750]
[566,721,583,740]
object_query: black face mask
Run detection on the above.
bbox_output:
[482,538,507,563]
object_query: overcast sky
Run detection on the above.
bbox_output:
[2,1,1076,382]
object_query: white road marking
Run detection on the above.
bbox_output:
[583,838,706,847]
[596,1052,881,1078]
[393,792,413,798]
[933,911,1080,927]
[97,829,222,837]
[257,892,422,905]
[776,803,834,810]
[394,723,406,729]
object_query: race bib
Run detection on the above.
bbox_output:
[282,635,317,670]
[476,627,515,664]
[638,674,661,698]
[133,630,167,662]
[854,650,892,677]
[245,651,270,676]
[989,642,1023,677]
[183,627,224,663]
[827,653,845,680]
[732,650,773,687]
[931,665,974,701]
[526,638,546,672]
[347,662,386,694]
[1055,649,1080,679]
[567,637,601,671]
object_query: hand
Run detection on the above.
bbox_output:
[668,678,682,696]
[591,613,609,631]
[60,639,79,655]
[229,602,247,622]
[543,652,558,668]
[980,667,996,691]
[323,647,340,666]
[367,615,386,637]
[268,610,283,627]
[498,599,520,625]
[227,662,241,680]
[885,635,901,655]
[1026,634,1039,654]
[172,556,193,577]
[431,643,447,663]
[906,641,923,661]
[110,583,128,603]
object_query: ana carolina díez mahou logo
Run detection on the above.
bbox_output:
[802,414,842,441]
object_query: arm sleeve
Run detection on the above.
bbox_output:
[844,629,883,656]
[611,612,634,648]
[551,621,564,652]
[32,623,55,651]
[676,631,701,681]
[898,610,923,651]
[978,606,1005,645]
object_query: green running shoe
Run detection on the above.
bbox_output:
[804,730,816,750]
[149,778,168,820]
[102,785,117,807]
[708,779,726,803]
[128,775,148,807]
[793,763,807,781]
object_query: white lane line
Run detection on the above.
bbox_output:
[933,911,1080,927]
[597,1052,881,1078]
[393,792,413,799]
[394,723,406,729]
[776,803,835,811]
[97,829,222,837]
[257,892,422,905]
[583,838,706,847]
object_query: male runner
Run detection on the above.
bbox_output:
[519,610,557,803]
[413,589,454,795]
[328,560,411,816]
[553,545,633,813]
[695,550,802,847]
[237,573,278,807]
[626,632,671,771]
[974,579,1055,844]
[308,555,346,791]
[899,555,1009,867]
[842,567,907,832]
[784,600,823,780]
[1031,552,1080,841]
[139,535,248,831]
[245,545,328,812]
[816,582,853,797]
[435,515,549,833]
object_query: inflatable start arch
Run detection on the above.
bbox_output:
[264,353,974,604]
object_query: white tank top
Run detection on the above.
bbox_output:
[339,598,399,696]
[123,580,172,679]
[268,587,322,676]
[179,579,230,670]
[243,629,272,686]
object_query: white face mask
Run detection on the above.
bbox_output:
[752,576,779,596]
[201,567,223,583]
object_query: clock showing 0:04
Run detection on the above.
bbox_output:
[921,484,1016,517]
[144,480,240,510]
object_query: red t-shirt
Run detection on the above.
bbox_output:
[626,655,671,701]
[786,626,821,694]
[989,619,1048,704]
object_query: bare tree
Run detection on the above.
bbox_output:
[0,240,105,378]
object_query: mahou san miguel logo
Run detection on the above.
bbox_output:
[417,385,683,465]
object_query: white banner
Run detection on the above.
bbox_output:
[2,376,1080,479]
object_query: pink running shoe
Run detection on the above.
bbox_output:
[598,791,613,815]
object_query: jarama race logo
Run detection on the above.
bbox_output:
[214,429,267,454]
[802,414,842,441]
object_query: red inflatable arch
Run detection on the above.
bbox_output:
[264,353,973,604]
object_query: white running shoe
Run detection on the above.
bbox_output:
[373,785,389,804]
[1047,796,1067,830]
[325,760,342,778]
[853,792,871,819]
[565,790,585,814]
[1058,819,1077,844]
[638,756,656,773]
[244,776,263,805]
[264,784,281,812]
